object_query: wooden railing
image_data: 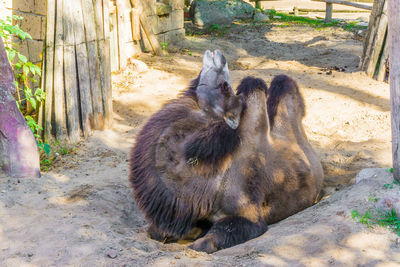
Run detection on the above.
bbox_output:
[311,0,372,22]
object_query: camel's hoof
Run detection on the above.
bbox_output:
[191,236,218,254]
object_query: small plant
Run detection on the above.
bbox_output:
[383,180,400,189]
[161,42,168,51]
[351,196,400,236]
[183,48,193,56]
[39,140,75,172]
[0,15,50,156]
[209,23,220,32]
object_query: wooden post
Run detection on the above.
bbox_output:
[294,6,299,16]
[389,0,400,181]
[325,2,333,22]
[255,0,261,9]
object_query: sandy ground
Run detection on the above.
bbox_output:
[0,21,397,266]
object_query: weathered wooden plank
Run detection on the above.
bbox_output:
[93,0,105,40]
[81,0,98,42]
[82,0,105,130]
[376,33,389,82]
[389,0,400,181]
[94,0,109,128]
[116,0,135,68]
[366,0,388,77]
[110,10,119,72]
[360,0,384,70]
[87,40,105,130]
[131,8,141,41]
[103,0,110,40]
[53,0,65,140]
[63,1,80,142]
[44,0,56,142]
[37,42,45,138]
[102,0,113,128]
[73,0,93,137]
[360,0,386,72]
[101,39,113,128]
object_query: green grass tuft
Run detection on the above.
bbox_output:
[351,197,400,236]
[266,9,367,31]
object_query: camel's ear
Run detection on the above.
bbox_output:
[213,50,227,70]
[202,50,214,70]
[219,81,231,97]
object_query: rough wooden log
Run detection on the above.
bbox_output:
[53,0,66,140]
[139,13,164,56]
[82,0,105,130]
[73,0,93,137]
[63,1,80,142]
[389,0,400,181]
[366,0,388,77]
[0,38,40,178]
[360,0,384,70]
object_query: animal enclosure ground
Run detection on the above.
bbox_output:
[0,22,397,266]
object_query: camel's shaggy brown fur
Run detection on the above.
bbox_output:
[129,74,323,253]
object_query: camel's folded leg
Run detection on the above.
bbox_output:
[191,216,268,253]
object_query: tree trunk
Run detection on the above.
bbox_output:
[0,38,41,178]
[389,0,400,181]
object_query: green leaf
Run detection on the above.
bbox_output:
[23,64,29,76]
[30,98,37,110]
[7,49,16,61]
[43,143,51,155]
[17,53,27,63]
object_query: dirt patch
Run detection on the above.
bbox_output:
[0,22,394,266]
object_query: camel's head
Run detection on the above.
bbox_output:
[197,50,243,129]
[218,81,245,129]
